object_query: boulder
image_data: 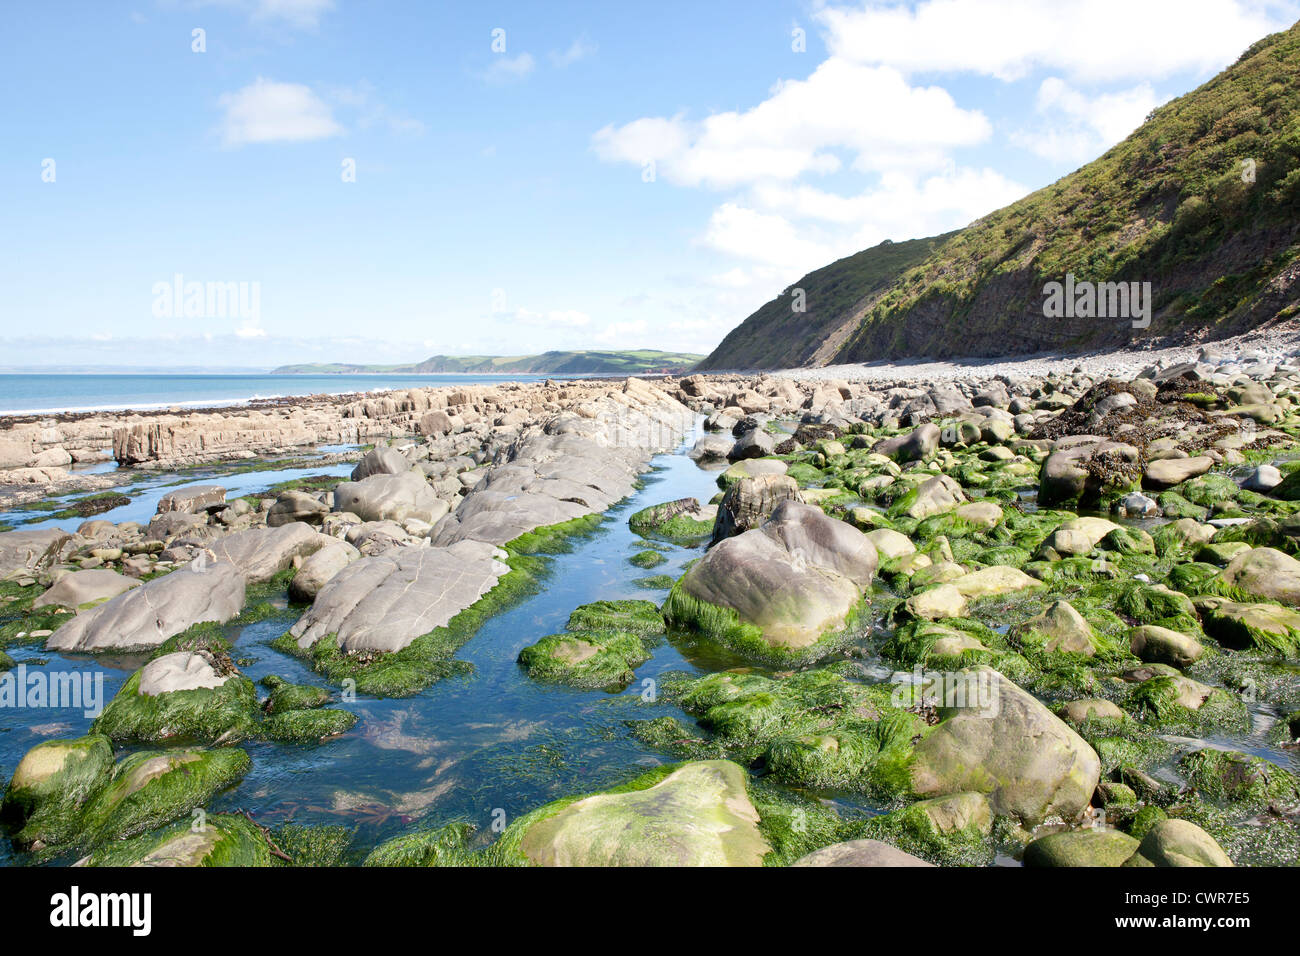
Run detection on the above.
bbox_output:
[711,475,800,542]
[517,761,769,867]
[1123,819,1233,867]
[207,523,335,585]
[288,540,511,654]
[911,667,1101,825]
[1217,547,1300,604]
[1009,600,1097,655]
[792,839,934,867]
[0,528,72,581]
[350,446,412,480]
[334,472,440,524]
[897,475,967,520]
[873,423,940,463]
[156,485,226,514]
[266,490,330,527]
[288,540,360,603]
[1025,829,1140,867]
[1143,456,1215,489]
[728,428,776,461]
[32,569,140,611]
[46,561,245,653]
[688,434,733,461]
[1129,625,1203,668]
[669,501,875,649]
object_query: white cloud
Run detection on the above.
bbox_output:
[1011,78,1166,162]
[816,0,1289,83]
[551,37,596,68]
[483,53,536,84]
[219,78,343,147]
[592,58,991,188]
[700,204,836,274]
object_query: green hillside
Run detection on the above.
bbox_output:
[704,21,1300,369]
[274,349,704,376]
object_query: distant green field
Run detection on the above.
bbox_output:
[273,349,705,376]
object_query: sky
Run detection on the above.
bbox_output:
[2,0,1298,368]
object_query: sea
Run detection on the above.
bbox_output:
[0,372,554,416]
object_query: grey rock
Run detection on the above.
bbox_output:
[46,561,245,653]
[156,485,226,515]
[289,540,510,654]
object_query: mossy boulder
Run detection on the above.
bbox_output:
[259,674,331,714]
[83,748,251,846]
[665,501,875,655]
[1024,828,1140,866]
[93,653,261,745]
[259,708,357,743]
[1122,819,1233,867]
[1195,596,1300,657]
[567,599,665,636]
[0,734,114,851]
[1216,547,1300,604]
[504,760,771,866]
[518,631,649,690]
[792,839,933,867]
[1116,583,1201,633]
[82,812,277,867]
[628,498,715,540]
[1008,600,1099,656]
[910,667,1101,826]
[629,549,667,569]
[1178,749,1299,807]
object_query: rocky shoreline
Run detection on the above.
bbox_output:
[1,340,1299,867]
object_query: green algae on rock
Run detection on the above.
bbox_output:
[504,760,770,867]
[518,631,649,690]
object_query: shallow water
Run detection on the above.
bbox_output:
[7,458,359,533]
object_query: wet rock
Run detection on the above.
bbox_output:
[1123,819,1233,867]
[911,667,1101,826]
[156,485,226,515]
[205,522,335,585]
[1025,829,1140,867]
[515,761,769,866]
[0,528,72,581]
[46,562,245,653]
[334,472,441,524]
[32,568,140,611]
[288,539,510,654]
[792,839,934,867]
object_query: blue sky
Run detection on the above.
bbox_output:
[3,0,1297,367]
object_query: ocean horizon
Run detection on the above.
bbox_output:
[0,371,555,416]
